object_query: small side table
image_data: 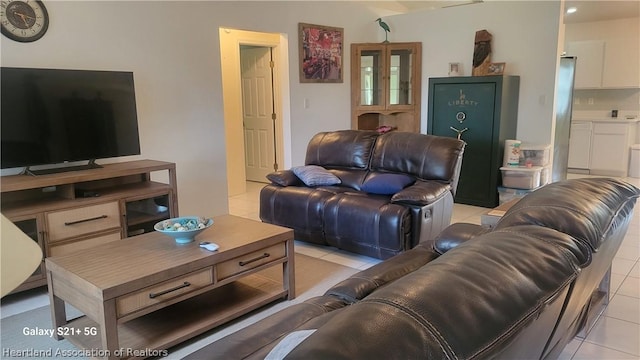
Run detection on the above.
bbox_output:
[480,198,520,228]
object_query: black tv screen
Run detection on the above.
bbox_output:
[1,67,141,169]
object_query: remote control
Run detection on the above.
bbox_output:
[199,241,219,252]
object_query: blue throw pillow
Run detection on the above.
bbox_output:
[361,173,415,195]
[291,165,341,187]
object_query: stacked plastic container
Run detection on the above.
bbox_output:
[519,144,552,185]
[498,143,552,204]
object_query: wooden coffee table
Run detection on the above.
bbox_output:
[45,215,294,359]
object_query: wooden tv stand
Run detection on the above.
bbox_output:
[1,159,179,293]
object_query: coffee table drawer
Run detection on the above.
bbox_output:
[47,201,120,242]
[116,267,213,317]
[48,231,122,257]
[217,243,286,280]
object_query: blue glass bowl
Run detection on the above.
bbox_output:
[154,217,214,244]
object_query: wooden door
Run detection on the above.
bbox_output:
[241,46,275,183]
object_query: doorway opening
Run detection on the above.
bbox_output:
[219,28,291,202]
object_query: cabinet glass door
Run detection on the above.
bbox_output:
[13,217,44,279]
[125,194,170,237]
[359,49,384,106]
[388,47,414,107]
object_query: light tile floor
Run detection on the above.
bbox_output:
[1,176,638,359]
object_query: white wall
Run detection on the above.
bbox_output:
[386,1,564,144]
[1,1,563,215]
[1,1,394,216]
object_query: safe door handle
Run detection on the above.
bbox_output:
[449,126,469,140]
[149,282,191,298]
[64,215,108,226]
[239,253,270,266]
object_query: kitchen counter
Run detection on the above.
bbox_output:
[572,110,639,123]
[572,117,639,123]
[568,111,639,177]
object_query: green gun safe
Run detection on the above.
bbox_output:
[427,76,520,208]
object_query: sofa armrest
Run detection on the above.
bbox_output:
[325,245,438,303]
[391,180,450,206]
[431,223,490,255]
[266,170,303,187]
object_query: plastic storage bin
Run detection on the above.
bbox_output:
[540,165,552,186]
[500,166,543,189]
[519,144,551,166]
[497,186,539,205]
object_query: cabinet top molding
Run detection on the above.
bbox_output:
[1,160,175,193]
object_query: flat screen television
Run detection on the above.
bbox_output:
[1,67,141,174]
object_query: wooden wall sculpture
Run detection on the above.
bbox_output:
[472,29,492,76]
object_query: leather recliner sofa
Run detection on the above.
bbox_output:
[185,178,639,359]
[259,130,466,259]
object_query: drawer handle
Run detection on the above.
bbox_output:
[149,282,191,299]
[239,253,270,266]
[64,215,108,226]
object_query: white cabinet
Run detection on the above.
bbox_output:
[590,122,637,176]
[568,121,592,169]
[602,38,640,88]
[565,18,640,89]
[566,41,605,89]
[568,120,638,177]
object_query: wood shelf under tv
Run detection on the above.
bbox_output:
[1,159,179,293]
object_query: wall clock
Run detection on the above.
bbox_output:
[1,0,49,42]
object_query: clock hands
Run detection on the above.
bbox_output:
[11,10,35,27]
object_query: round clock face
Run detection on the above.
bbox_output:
[1,0,49,42]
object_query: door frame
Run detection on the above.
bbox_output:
[219,28,291,196]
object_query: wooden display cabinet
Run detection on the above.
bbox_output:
[351,42,422,133]
[1,159,179,293]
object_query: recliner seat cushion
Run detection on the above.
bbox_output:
[260,185,350,244]
[323,193,411,259]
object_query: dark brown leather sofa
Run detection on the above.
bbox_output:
[259,130,465,259]
[185,178,639,359]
